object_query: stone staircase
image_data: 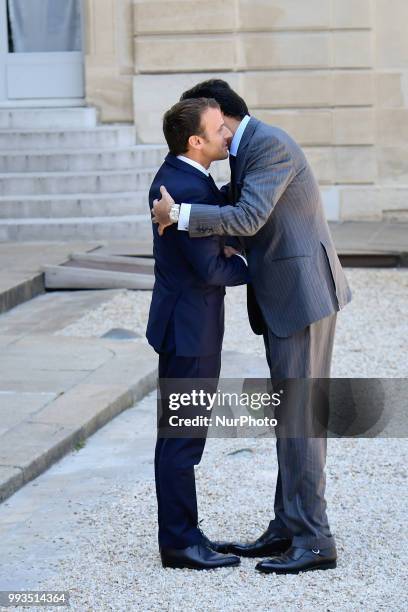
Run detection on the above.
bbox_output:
[0,107,168,241]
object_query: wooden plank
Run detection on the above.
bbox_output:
[68,252,155,267]
[62,251,154,275]
[92,241,153,257]
[43,265,154,290]
[63,260,154,275]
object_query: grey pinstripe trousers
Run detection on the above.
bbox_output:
[263,313,337,549]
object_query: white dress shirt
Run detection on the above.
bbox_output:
[176,155,209,176]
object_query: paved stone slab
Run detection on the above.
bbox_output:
[0,368,90,394]
[0,333,157,503]
[0,241,102,314]
[1,334,116,371]
[0,289,120,337]
[0,334,19,348]
[28,384,133,429]
[0,391,56,434]
[0,421,78,485]
[329,221,408,253]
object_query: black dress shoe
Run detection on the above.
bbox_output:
[210,526,291,558]
[161,543,241,570]
[255,546,337,574]
[196,528,232,554]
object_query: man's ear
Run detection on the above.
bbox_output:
[188,134,202,150]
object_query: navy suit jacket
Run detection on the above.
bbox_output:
[146,154,249,357]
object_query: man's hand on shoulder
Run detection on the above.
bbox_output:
[152,185,176,236]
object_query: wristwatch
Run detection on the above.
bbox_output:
[169,203,180,223]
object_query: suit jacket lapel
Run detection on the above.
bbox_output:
[165,153,221,201]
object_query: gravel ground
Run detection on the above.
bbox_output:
[56,268,408,377]
[7,268,408,611]
[24,409,408,612]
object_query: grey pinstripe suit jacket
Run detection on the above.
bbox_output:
[188,117,352,337]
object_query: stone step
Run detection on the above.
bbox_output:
[0,192,150,219]
[0,145,167,173]
[0,169,158,196]
[0,107,98,129]
[0,125,136,150]
[0,214,152,242]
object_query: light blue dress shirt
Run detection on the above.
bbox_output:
[229,114,251,157]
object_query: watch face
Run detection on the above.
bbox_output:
[169,206,178,223]
[170,205,179,223]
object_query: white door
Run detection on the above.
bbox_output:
[0,0,84,104]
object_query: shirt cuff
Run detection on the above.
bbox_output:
[177,203,191,231]
[234,253,248,266]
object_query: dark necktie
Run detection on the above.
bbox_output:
[229,154,237,202]
[229,154,237,184]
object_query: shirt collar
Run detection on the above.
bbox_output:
[176,155,209,176]
[229,114,251,157]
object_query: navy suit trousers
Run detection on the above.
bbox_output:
[155,346,221,549]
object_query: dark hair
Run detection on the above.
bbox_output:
[180,79,249,120]
[163,97,220,156]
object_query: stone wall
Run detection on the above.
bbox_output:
[88,0,408,220]
[84,0,134,122]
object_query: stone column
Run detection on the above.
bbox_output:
[132,0,240,142]
[374,0,408,222]
[84,0,134,122]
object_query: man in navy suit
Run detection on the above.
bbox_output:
[146,98,249,570]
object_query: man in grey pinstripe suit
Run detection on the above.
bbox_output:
[152,80,352,574]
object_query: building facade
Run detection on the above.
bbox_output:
[1,0,408,222]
